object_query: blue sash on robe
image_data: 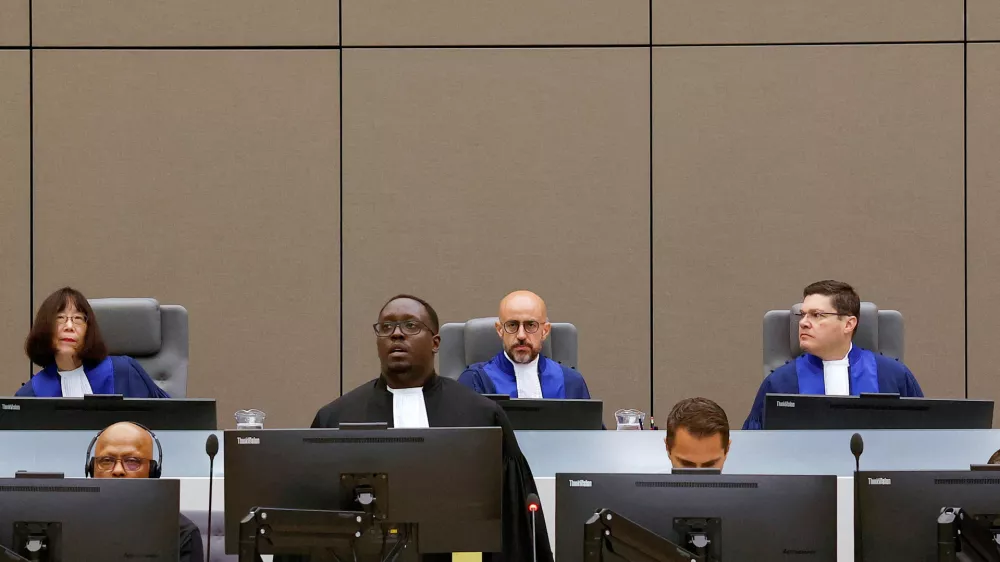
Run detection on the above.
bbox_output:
[795,345,880,395]
[481,353,567,399]
[30,356,116,397]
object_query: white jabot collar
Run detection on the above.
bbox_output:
[506,352,542,399]
[822,343,852,396]
[386,385,429,428]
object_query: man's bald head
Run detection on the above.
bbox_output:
[499,290,548,322]
[92,422,154,478]
[496,290,551,364]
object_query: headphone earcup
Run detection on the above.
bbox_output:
[85,457,94,478]
[148,460,161,479]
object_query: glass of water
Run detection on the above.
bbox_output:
[234,409,266,430]
[614,408,646,430]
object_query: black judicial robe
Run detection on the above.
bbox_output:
[310,374,555,562]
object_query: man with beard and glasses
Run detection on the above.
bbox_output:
[309,294,554,562]
[458,290,591,399]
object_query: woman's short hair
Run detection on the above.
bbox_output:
[25,287,108,367]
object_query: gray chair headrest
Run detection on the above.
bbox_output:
[463,316,554,366]
[89,298,162,356]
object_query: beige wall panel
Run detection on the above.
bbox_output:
[33,0,339,46]
[33,51,339,427]
[969,0,1000,40]
[0,52,30,392]
[653,45,965,426]
[342,0,647,46]
[968,44,1000,426]
[0,0,29,46]
[342,49,650,424]
[652,0,962,44]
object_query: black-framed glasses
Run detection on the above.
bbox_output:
[502,320,541,335]
[94,456,149,472]
[373,320,433,337]
[793,311,849,322]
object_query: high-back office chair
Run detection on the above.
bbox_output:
[89,298,189,397]
[438,317,579,380]
[762,301,904,378]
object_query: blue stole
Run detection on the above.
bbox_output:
[796,346,880,395]
[481,352,567,399]
[30,357,116,397]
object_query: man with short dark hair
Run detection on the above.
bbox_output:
[311,294,553,562]
[459,290,591,399]
[665,398,731,470]
[742,280,923,429]
[88,422,203,562]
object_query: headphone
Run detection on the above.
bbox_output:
[85,422,163,479]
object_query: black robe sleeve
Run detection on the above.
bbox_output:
[490,407,554,562]
[178,514,204,562]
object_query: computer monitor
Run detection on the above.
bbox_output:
[556,473,837,562]
[763,393,993,430]
[858,470,1000,561]
[0,477,179,561]
[0,395,217,430]
[223,427,504,556]
[483,395,604,430]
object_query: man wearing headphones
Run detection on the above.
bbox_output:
[87,421,204,562]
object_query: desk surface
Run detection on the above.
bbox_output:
[4,428,999,478]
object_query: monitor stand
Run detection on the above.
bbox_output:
[10,522,61,562]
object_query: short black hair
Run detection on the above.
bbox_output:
[379,294,440,334]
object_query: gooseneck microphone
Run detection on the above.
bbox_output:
[526,492,540,562]
[205,434,219,562]
[850,433,864,471]
[850,433,864,562]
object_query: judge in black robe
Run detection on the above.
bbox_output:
[311,294,554,562]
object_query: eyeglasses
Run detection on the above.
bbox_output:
[94,456,149,472]
[373,320,433,337]
[502,320,541,335]
[56,313,87,326]
[793,311,850,322]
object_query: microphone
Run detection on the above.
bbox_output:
[850,433,864,562]
[850,432,864,472]
[526,492,540,562]
[205,434,219,562]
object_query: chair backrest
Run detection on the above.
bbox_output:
[762,301,904,377]
[438,317,579,380]
[89,298,189,397]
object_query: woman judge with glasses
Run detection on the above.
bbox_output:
[14,287,169,398]
[457,290,592,399]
